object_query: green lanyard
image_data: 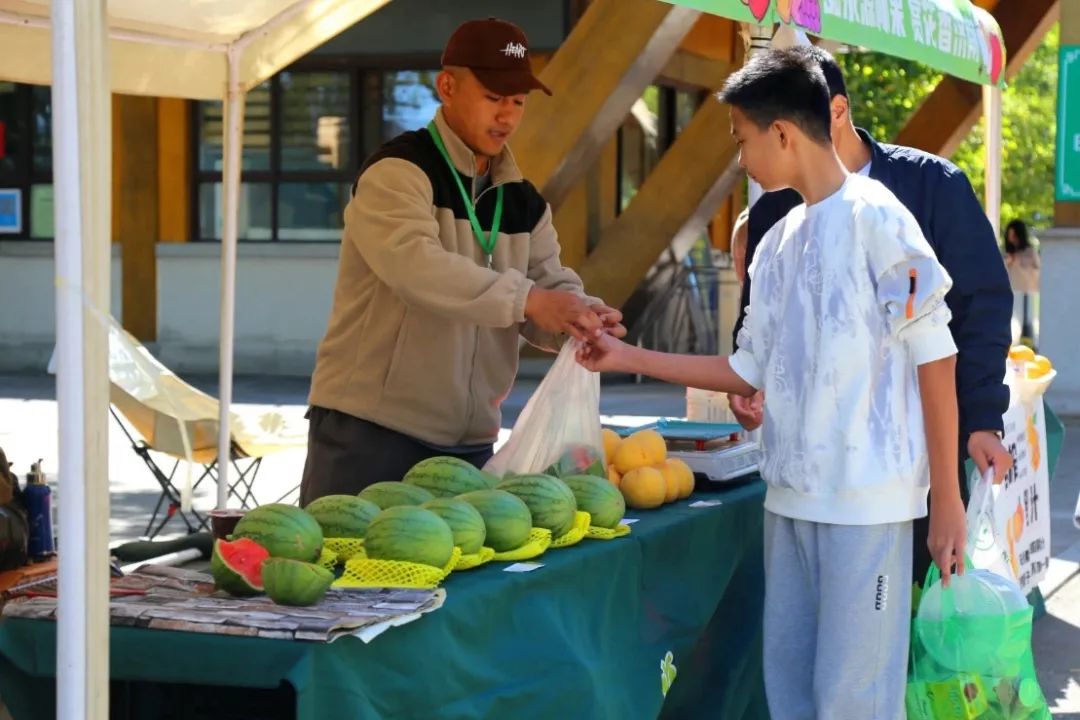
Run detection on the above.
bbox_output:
[428,121,503,268]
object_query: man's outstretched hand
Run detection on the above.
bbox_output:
[525,288,601,342]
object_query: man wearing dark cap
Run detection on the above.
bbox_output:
[300,18,624,503]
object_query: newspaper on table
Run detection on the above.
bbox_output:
[1,564,444,643]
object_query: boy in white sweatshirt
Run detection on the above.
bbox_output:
[577,48,966,719]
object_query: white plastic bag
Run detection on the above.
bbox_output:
[484,340,605,479]
[966,466,1011,578]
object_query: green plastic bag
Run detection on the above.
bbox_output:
[906,562,1051,719]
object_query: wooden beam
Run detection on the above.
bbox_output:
[894,78,982,157]
[678,13,736,61]
[157,98,191,243]
[512,0,700,208]
[657,49,732,90]
[895,0,1059,157]
[114,95,159,341]
[578,95,741,308]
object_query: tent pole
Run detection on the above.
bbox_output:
[52,0,111,718]
[217,45,244,509]
[983,83,1003,239]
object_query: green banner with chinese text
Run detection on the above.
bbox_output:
[663,0,1005,87]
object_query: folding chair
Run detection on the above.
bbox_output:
[107,318,306,539]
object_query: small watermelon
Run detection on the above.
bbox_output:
[359,481,435,509]
[421,497,487,554]
[457,489,532,552]
[562,474,626,529]
[262,558,334,607]
[231,504,323,562]
[545,444,606,479]
[210,537,270,596]
[403,456,491,497]
[364,506,455,568]
[304,495,380,538]
[496,474,578,539]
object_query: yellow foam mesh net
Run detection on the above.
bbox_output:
[324,537,366,563]
[454,546,496,571]
[490,527,552,562]
[332,547,462,589]
[586,523,633,540]
[550,511,591,549]
[317,546,339,571]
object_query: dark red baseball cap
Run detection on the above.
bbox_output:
[441,17,552,97]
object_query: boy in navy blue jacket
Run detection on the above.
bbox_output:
[731,46,1013,588]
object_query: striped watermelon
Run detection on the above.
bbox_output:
[231,504,323,562]
[303,495,380,539]
[421,497,487,554]
[359,481,434,509]
[364,506,455,568]
[403,456,491,498]
[562,474,626,529]
[457,489,532,552]
[546,444,606,479]
[495,474,578,538]
[262,558,334,607]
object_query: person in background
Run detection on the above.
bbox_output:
[727,207,762,424]
[1003,218,1041,343]
[730,207,750,285]
[729,46,1013,590]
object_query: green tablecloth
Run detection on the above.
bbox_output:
[0,480,769,720]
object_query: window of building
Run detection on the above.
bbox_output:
[381,70,441,142]
[617,85,702,213]
[194,66,447,242]
[195,71,355,242]
[0,82,53,239]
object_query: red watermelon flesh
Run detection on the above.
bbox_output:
[211,537,270,595]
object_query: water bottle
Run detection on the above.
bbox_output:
[24,459,54,561]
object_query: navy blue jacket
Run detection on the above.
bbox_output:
[734,129,1012,438]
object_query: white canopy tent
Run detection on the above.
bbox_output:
[0,1,388,716]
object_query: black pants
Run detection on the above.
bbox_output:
[299,407,494,507]
[912,455,971,588]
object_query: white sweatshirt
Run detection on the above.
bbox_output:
[730,174,957,525]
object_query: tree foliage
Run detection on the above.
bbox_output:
[837,24,1060,232]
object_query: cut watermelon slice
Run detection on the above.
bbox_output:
[210,537,269,596]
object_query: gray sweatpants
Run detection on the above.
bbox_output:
[763,511,913,720]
